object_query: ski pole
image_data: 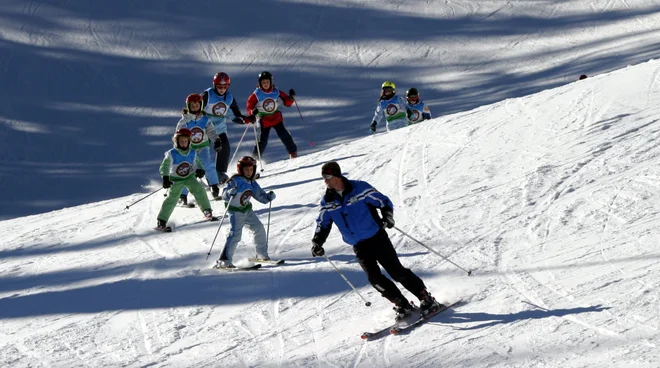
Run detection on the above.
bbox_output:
[252,122,265,172]
[125,187,163,210]
[229,124,250,168]
[393,226,473,276]
[205,195,235,260]
[322,254,372,307]
[265,200,272,248]
[293,99,315,147]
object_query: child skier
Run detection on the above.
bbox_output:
[215,156,276,268]
[156,128,216,232]
[405,88,432,125]
[245,71,298,159]
[176,93,222,203]
[369,81,409,133]
[201,72,254,184]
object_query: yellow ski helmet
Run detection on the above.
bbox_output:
[381,81,396,92]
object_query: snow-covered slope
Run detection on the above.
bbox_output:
[3,0,660,218]
[2,59,660,367]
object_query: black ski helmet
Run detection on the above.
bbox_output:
[258,71,273,83]
[406,88,419,98]
[237,156,257,179]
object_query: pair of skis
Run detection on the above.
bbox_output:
[361,300,462,340]
[212,259,285,272]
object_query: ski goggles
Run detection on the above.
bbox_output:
[322,174,334,180]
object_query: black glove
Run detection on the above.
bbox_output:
[252,108,259,115]
[162,176,172,189]
[381,207,395,229]
[406,109,413,119]
[311,242,325,257]
[370,121,377,133]
[288,88,296,97]
[214,139,222,153]
[195,169,205,178]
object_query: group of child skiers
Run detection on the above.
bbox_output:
[155,75,439,321]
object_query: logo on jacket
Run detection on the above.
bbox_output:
[175,162,191,177]
[212,102,227,116]
[410,110,421,121]
[240,190,253,206]
[386,104,399,116]
[190,126,205,144]
[262,98,277,113]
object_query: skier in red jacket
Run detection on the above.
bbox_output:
[246,71,298,159]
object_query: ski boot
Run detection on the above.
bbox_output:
[215,259,235,269]
[179,194,188,206]
[418,290,442,317]
[155,219,171,232]
[203,209,215,221]
[289,152,298,159]
[211,184,220,199]
[253,255,271,262]
[393,299,415,321]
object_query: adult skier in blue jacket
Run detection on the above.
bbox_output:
[311,161,441,320]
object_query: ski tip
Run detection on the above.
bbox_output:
[390,328,399,335]
[360,334,369,340]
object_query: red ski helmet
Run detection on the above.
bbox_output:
[185,93,203,112]
[237,156,257,179]
[172,128,192,149]
[213,72,231,86]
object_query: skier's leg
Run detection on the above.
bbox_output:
[157,181,185,222]
[216,132,230,183]
[374,230,427,297]
[185,176,212,213]
[273,122,297,155]
[353,236,407,303]
[245,210,268,258]
[218,211,246,262]
[198,146,219,186]
[253,126,271,157]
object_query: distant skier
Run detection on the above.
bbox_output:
[311,161,442,320]
[405,88,432,125]
[201,72,255,184]
[370,81,409,133]
[215,156,276,268]
[176,93,221,202]
[246,71,298,159]
[156,128,215,232]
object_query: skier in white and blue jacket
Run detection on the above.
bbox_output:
[311,161,442,320]
[215,156,275,269]
[370,81,409,133]
[405,87,432,125]
[201,72,255,184]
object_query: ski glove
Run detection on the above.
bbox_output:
[288,89,296,98]
[243,115,256,124]
[267,191,276,202]
[227,188,238,197]
[214,139,222,153]
[162,176,173,189]
[370,121,377,133]
[311,242,325,257]
[195,169,205,178]
[381,207,395,229]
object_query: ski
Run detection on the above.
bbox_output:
[389,300,462,335]
[212,264,262,272]
[249,259,285,265]
[360,308,421,340]
[154,226,173,233]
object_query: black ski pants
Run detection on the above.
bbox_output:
[253,122,297,156]
[353,229,426,305]
[215,132,230,181]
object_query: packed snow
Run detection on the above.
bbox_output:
[2,0,660,367]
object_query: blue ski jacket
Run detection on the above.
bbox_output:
[313,178,393,246]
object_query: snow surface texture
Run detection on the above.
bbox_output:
[3,57,660,367]
[2,0,660,218]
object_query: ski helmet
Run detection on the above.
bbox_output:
[381,81,396,93]
[172,128,192,149]
[185,93,203,112]
[237,156,258,179]
[258,71,273,82]
[213,72,231,86]
[406,88,420,103]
